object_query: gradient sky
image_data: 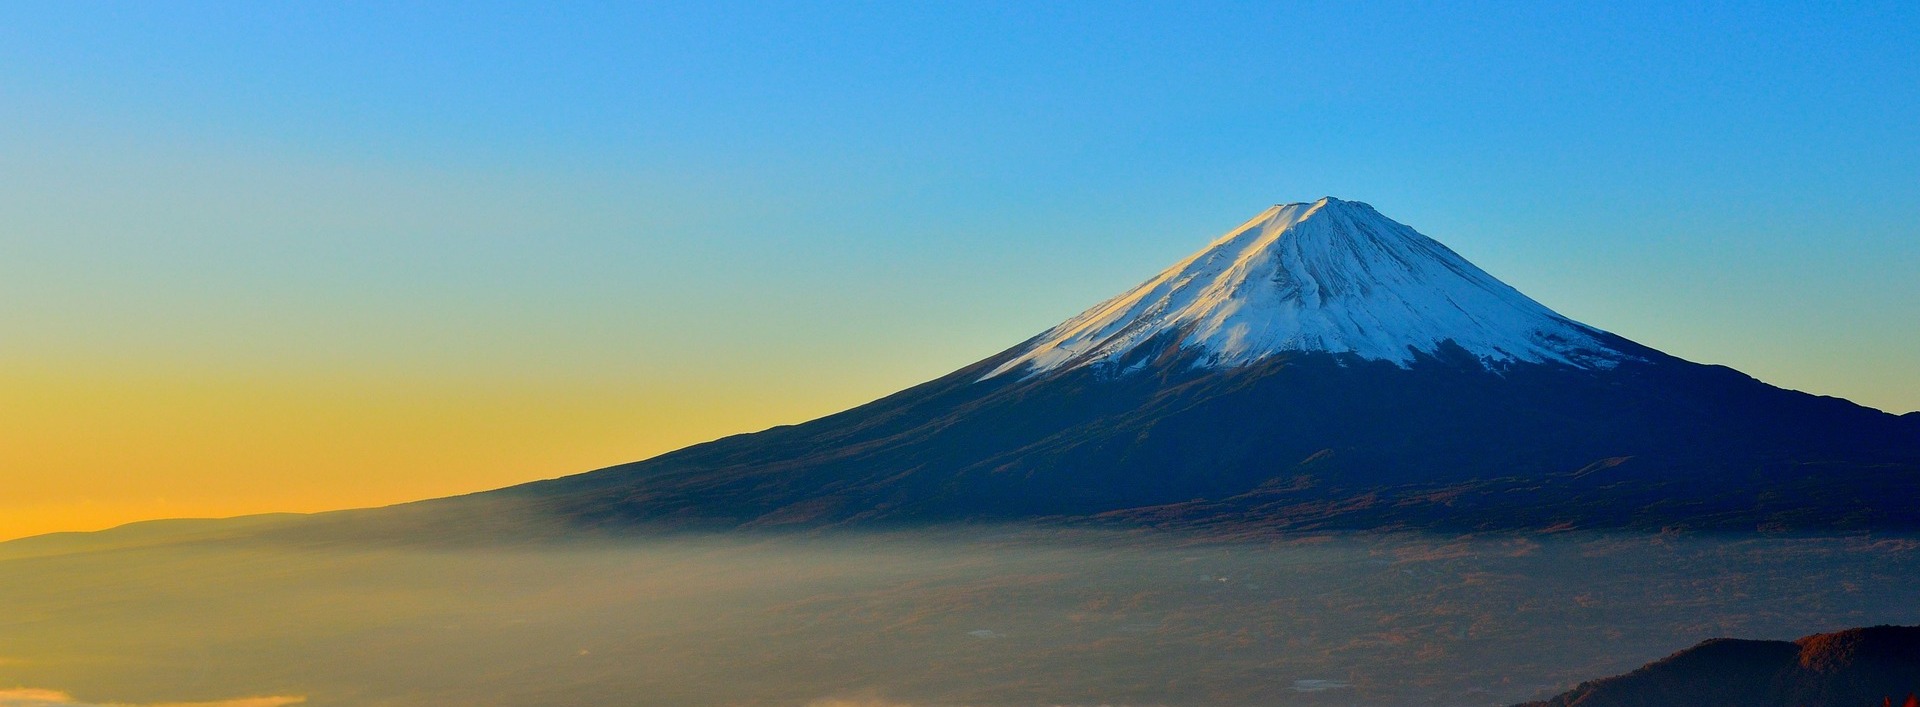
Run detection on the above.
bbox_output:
[3,2,1917,540]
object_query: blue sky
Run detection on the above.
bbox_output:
[1,1,1916,535]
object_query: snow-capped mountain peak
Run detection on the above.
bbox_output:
[984,197,1627,380]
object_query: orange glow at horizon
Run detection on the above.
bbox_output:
[0,366,873,541]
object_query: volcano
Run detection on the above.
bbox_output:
[474,198,1920,533]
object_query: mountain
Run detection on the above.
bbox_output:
[1516,625,1920,707]
[468,198,1920,533]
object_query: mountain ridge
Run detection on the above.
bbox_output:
[420,198,1920,534]
[484,340,1916,533]
[1515,625,1920,707]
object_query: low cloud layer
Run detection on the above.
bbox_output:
[805,696,925,707]
[0,689,303,707]
[4,532,1918,706]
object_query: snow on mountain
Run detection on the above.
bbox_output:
[985,197,1630,380]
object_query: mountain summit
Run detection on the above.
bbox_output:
[989,197,1625,379]
[456,199,1919,534]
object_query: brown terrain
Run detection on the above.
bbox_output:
[1519,625,1920,707]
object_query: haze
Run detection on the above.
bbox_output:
[3,521,1917,706]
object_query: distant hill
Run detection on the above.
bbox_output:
[1516,625,1920,707]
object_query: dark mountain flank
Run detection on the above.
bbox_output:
[453,199,1919,533]
[1517,625,1920,707]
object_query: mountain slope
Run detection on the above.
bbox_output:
[470,198,1919,533]
[1516,625,1920,707]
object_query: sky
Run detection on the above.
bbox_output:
[2,1,1916,540]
